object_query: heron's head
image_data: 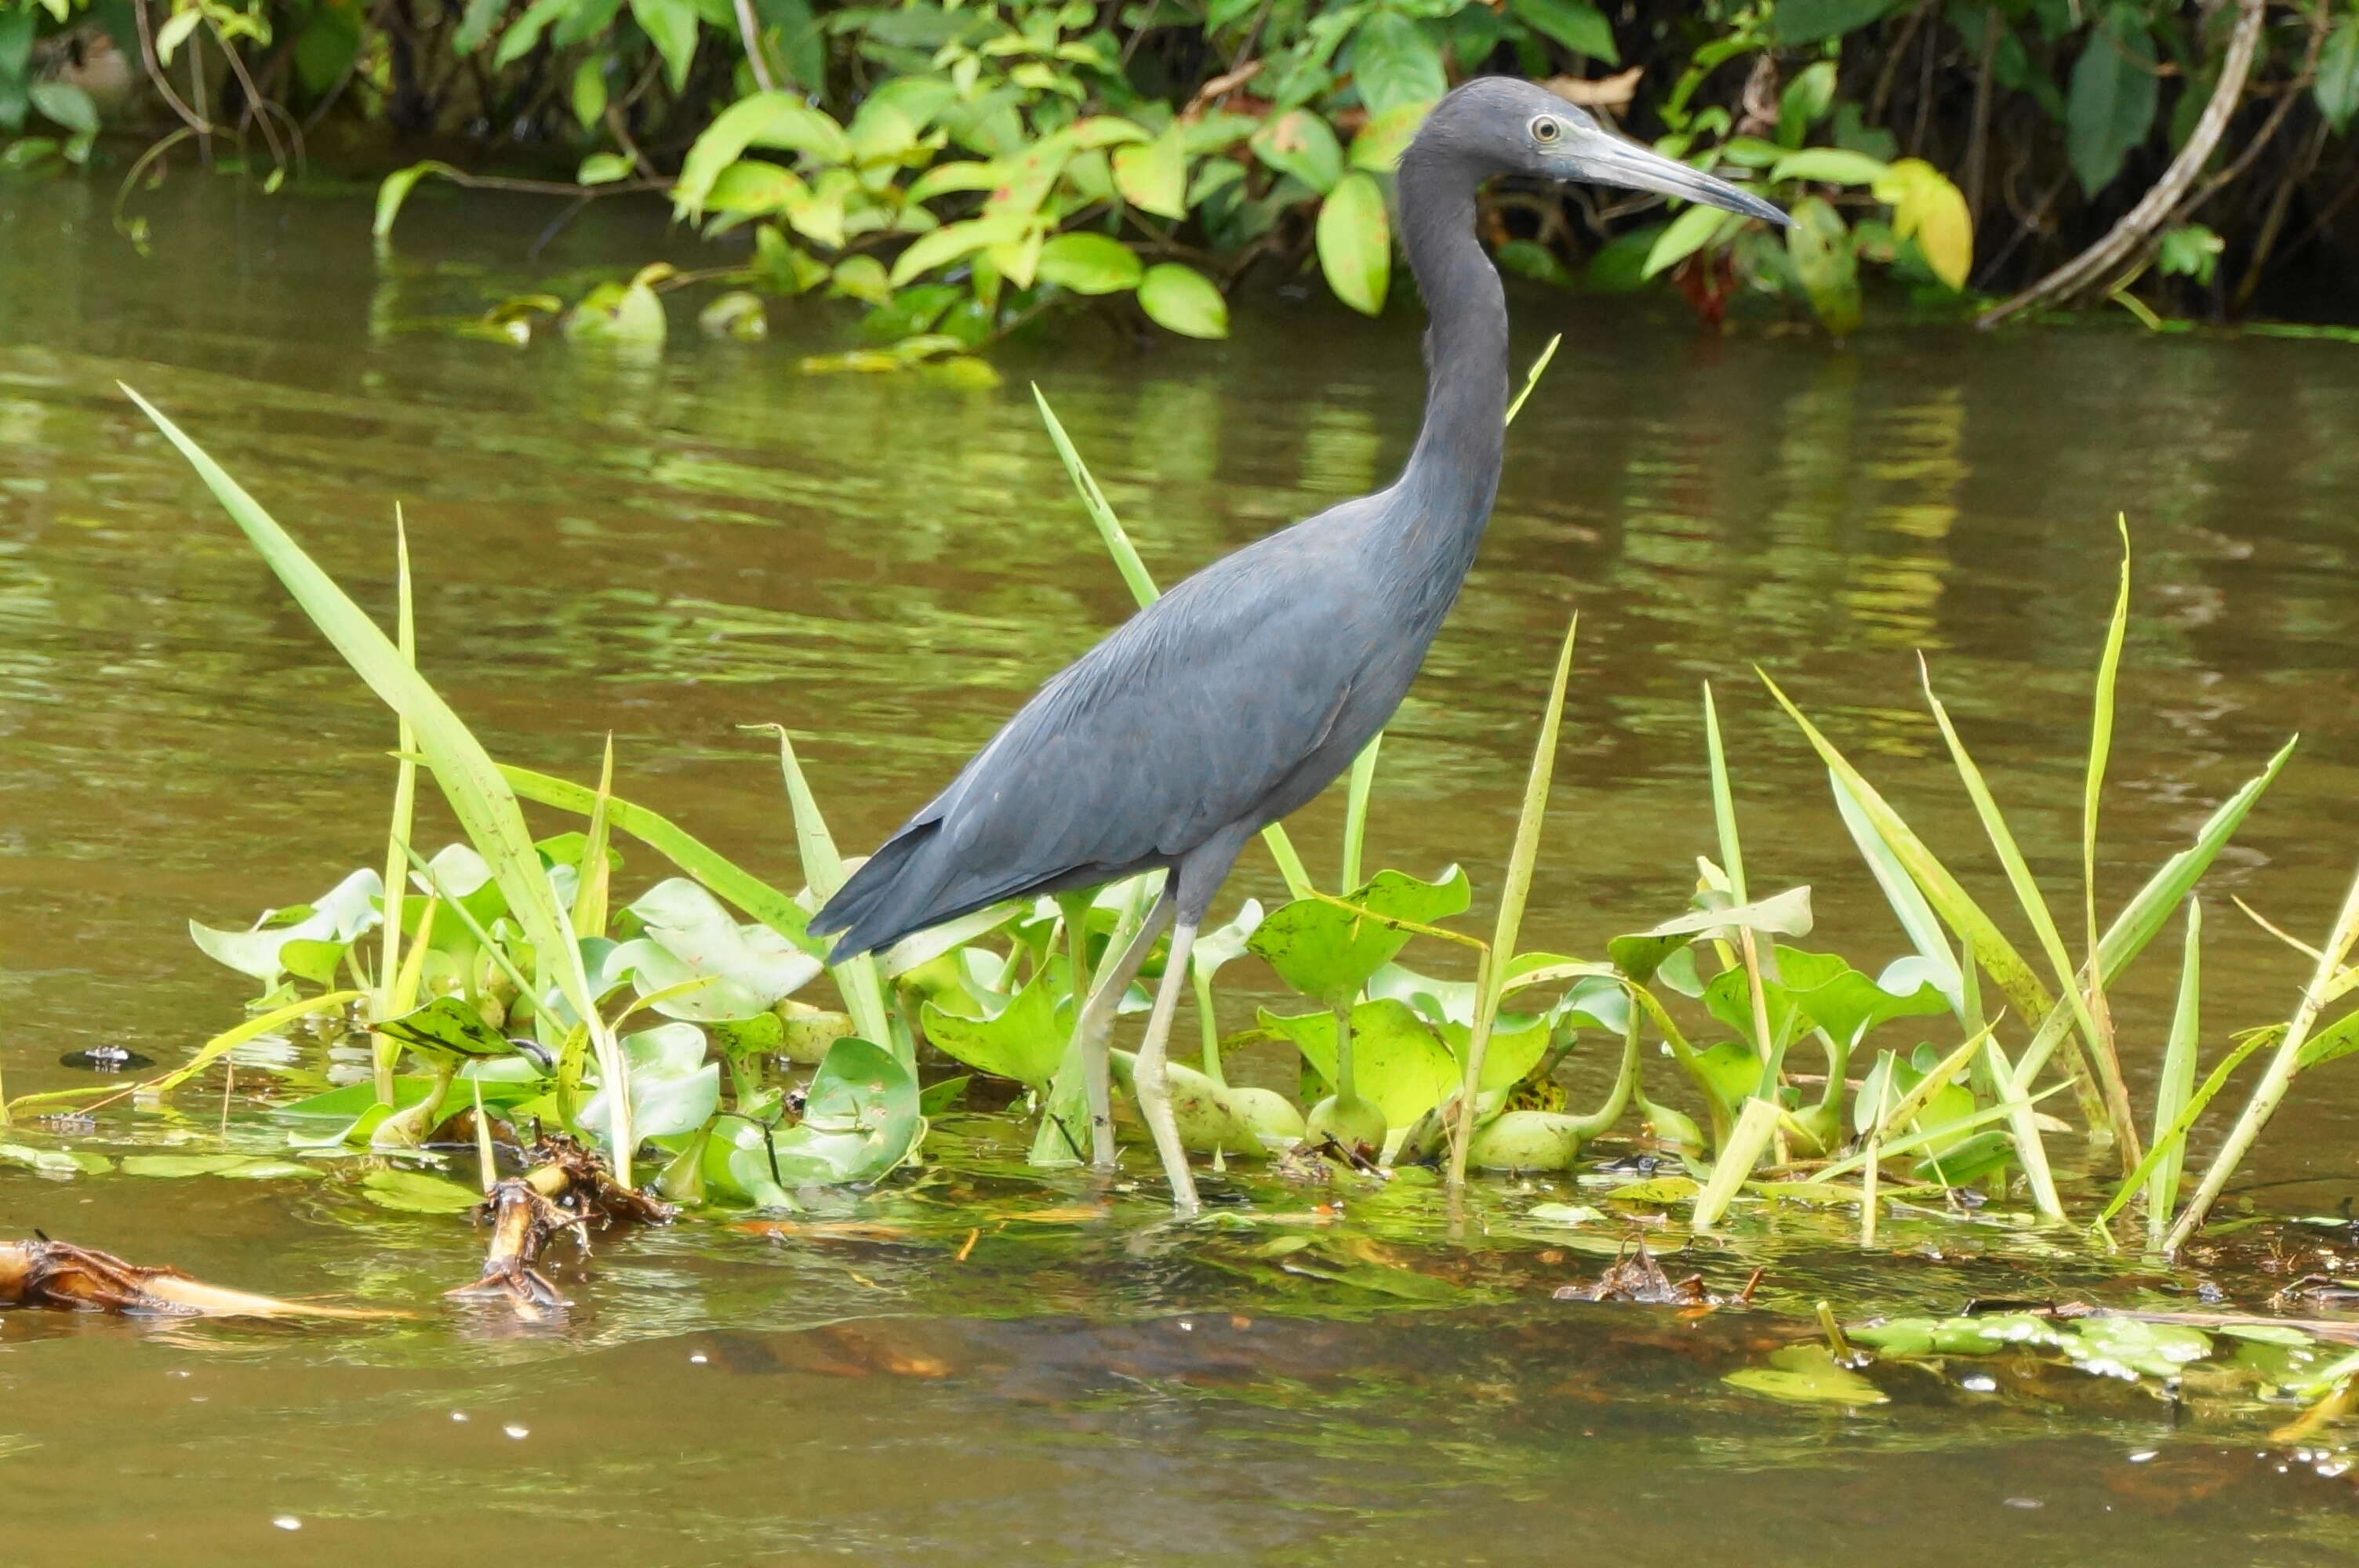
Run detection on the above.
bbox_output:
[1414,77,1786,228]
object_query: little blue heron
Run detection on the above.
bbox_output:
[812,77,1783,1210]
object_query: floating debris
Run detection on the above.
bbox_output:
[448,1134,674,1313]
[0,1236,393,1319]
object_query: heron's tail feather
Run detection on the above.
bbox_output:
[807,820,951,961]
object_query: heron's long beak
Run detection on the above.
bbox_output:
[1568,136,1787,227]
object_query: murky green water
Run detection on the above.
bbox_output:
[5,174,2359,1563]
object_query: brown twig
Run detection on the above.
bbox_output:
[1979,0,2269,325]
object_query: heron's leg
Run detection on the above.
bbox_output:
[1077,891,1174,1168]
[1132,916,1202,1214]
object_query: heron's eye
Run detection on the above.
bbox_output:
[1530,116,1563,144]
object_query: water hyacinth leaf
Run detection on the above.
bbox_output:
[1606,887,1812,985]
[769,1036,921,1185]
[1260,999,1459,1128]
[1190,898,1265,983]
[0,1143,94,1176]
[919,964,1070,1090]
[1034,231,1143,295]
[1725,1345,1888,1406]
[566,275,667,343]
[622,877,822,1014]
[122,1154,321,1180]
[1250,109,1343,194]
[1437,1012,1550,1094]
[376,994,516,1065]
[2066,3,2159,197]
[360,1168,485,1214]
[1136,263,1229,339]
[191,867,383,984]
[123,393,634,1179]
[1110,1051,1302,1155]
[1774,947,1949,1047]
[1249,866,1470,1010]
[582,1022,720,1143]
[1317,171,1392,316]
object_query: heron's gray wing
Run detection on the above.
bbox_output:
[918,524,1375,886]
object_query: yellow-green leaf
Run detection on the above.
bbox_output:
[1316,170,1391,316]
[1136,262,1227,338]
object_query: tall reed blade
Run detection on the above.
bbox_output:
[751,724,906,1070]
[2168,861,2359,1250]
[2083,521,2131,975]
[1693,1096,1782,1229]
[1504,332,1563,426]
[1703,682,1747,904]
[1340,735,1383,891]
[2146,898,2201,1252]
[125,389,634,1184]
[1032,385,1314,899]
[1447,612,1578,1190]
[373,509,418,1106]
[1917,659,2135,1162]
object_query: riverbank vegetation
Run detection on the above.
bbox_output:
[5,2,2357,345]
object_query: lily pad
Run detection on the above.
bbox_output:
[359,1168,485,1214]
[1725,1345,1888,1405]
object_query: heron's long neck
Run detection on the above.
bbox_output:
[1387,146,1510,599]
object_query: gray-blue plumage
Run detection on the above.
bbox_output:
[809,78,1780,1204]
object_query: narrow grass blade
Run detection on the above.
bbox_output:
[125,388,633,1182]
[1830,771,1964,1008]
[1979,1032,2064,1218]
[1918,660,2135,1160]
[1760,670,2055,1025]
[2146,898,2202,1251]
[1340,735,1383,891]
[2168,861,2359,1250]
[572,735,616,940]
[1504,332,1562,426]
[2095,735,2294,977]
[7,991,364,1117]
[496,762,820,956]
[1447,612,1577,1190]
[751,724,904,1070]
[2100,1025,2276,1229]
[373,509,418,1105]
[1703,682,1747,903]
[2084,520,2130,964]
[1034,386,1314,898]
[1693,1096,1782,1229]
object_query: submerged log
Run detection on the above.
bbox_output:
[0,1236,394,1319]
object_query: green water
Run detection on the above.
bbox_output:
[5,174,2359,1563]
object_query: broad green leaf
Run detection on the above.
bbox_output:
[1350,100,1431,172]
[1771,0,1904,45]
[768,1036,921,1185]
[1250,108,1343,194]
[1777,61,1837,147]
[1261,999,1462,1128]
[1606,887,1812,985]
[1725,1345,1888,1405]
[579,151,635,187]
[1250,866,1470,1009]
[1035,231,1143,295]
[1437,1013,1551,1094]
[1873,158,1972,289]
[27,79,95,136]
[673,92,849,217]
[373,161,461,239]
[376,994,516,1065]
[1316,170,1391,315]
[631,0,699,93]
[1641,201,1736,278]
[620,877,821,1015]
[1508,0,1616,61]
[1785,195,1861,336]
[891,213,1028,286]
[191,867,381,984]
[1350,10,1446,118]
[2320,16,2359,132]
[919,964,1070,1090]
[2066,5,2158,197]
[582,1022,719,1142]
[703,158,801,212]
[1112,125,1188,219]
[566,276,667,343]
[1770,147,1888,187]
[1136,263,1228,339]
[360,1168,484,1214]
